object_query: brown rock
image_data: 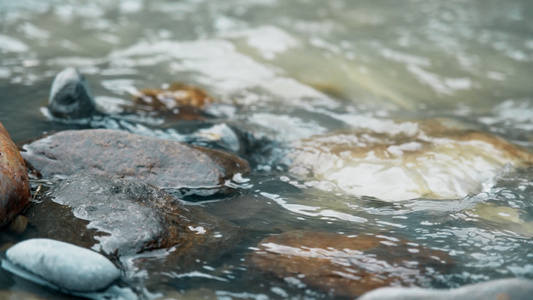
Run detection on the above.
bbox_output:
[128,83,215,120]
[289,119,533,201]
[250,230,453,298]
[0,122,30,227]
[21,129,249,195]
[8,215,28,234]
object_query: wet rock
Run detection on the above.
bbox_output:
[250,230,453,298]
[464,202,533,238]
[44,69,274,167]
[127,82,215,120]
[0,122,30,227]
[24,174,241,259]
[2,238,120,292]
[358,278,533,300]
[8,215,28,234]
[22,129,249,195]
[47,68,215,121]
[47,68,97,119]
[289,119,533,201]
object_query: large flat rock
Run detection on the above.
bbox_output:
[22,129,249,194]
[0,122,30,227]
[289,119,533,201]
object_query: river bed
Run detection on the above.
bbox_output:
[1,0,533,299]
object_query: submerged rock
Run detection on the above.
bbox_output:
[127,82,216,120]
[22,129,249,195]
[289,119,533,201]
[3,238,120,292]
[24,174,240,259]
[358,278,533,300]
[464,202,533,238]
[0,122,30,227]
[250,230,453,298]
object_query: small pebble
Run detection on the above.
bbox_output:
[9,215,28,234]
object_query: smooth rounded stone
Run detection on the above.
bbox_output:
[289,119,533,201]
[24,173,241,259]
[21,129,250,194]
[3,238,120,292]
[250,230,453,298]
[47,68,97,119]
[0,122,30,227]
[358,278,533,300]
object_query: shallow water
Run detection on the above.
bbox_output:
[1,0,533,298]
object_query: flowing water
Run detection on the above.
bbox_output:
[1,0,533,298]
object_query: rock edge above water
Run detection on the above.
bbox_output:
[22,129,250,194]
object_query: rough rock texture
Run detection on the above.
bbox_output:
[4,238,120,292]
[289,119,533,201]
[0,122,30,227]
[250,230,453,298]
[21,129,249,194]
[24,174,241,259]
[358,278,533,300]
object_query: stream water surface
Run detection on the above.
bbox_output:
[1,0,533,299]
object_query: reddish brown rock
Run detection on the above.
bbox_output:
[0,122,30,227]
[128,83,215,120]
[21,129,249,195]
[250,230,453,298]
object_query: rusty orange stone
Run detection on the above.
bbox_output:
[0,122,30,227]
[250,230,453,298]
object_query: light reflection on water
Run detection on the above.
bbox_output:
[1,0,533,298]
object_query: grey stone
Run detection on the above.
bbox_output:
[47,68,97,119]
[358,278,533,300]
[4,238,120,292]
[24,173,241,261]
[21,129,250,195]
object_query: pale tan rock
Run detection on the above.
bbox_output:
[289,119,533,201]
